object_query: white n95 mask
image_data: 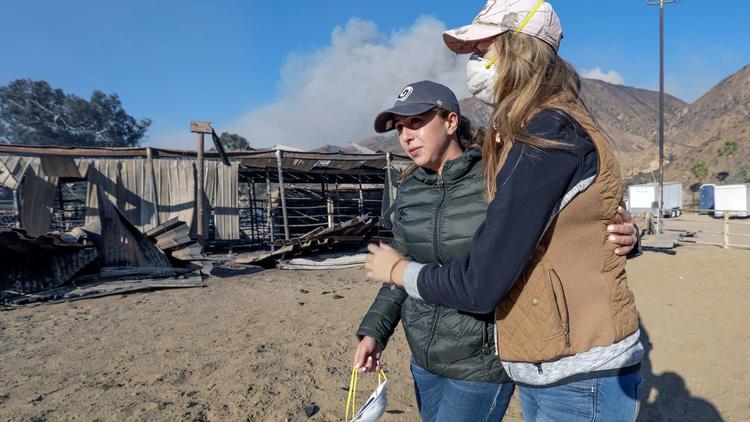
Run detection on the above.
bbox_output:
[346,368,388,422]
[466,54,499,105]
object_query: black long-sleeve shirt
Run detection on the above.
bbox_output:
[414,109,599,313]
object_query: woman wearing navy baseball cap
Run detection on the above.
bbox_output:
[355,80,516,421]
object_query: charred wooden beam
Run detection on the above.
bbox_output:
[275,149,290,241]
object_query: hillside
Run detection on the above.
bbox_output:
[581,79,690,177]
[353,77,691,177]
[665,64,750,187]
[344,65,750,187]
[312,134,401,154]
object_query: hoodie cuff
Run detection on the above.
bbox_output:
[403,262,425,300]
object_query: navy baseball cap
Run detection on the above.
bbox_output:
[374,80,461,133]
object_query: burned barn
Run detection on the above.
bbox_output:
[0,144,404,243]
[0,144,406,303]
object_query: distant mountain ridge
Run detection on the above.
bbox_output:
[317,64,750,188]
[666,64,750,186]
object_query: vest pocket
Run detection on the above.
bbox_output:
[547,268,571,348]
[496,264,571,361]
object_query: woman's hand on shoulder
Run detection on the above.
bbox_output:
[353,336,384,374]
[608,206,639,256]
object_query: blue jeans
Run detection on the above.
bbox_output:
[518,366,643,422]
[410,359,515,422]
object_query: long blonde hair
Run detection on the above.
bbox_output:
[483,31,601,199]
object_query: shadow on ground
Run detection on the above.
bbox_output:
[638,319,724,421]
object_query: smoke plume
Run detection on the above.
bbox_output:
[230,17,469,150]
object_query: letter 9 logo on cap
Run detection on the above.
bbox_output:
[397,86,413,102]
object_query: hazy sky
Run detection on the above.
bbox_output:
[1,1,748,149]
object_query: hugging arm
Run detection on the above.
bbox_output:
[412,140,584,313]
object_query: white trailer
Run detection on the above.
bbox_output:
[714,184,750,218]
[627,182,683,217]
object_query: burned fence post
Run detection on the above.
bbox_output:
[249,179,258,241]
[358,175,364,217]
[322,182,333,228]
[191,121,213,244]
[146,147,161,226]
[334,176,340,224]
[56,182,65,231]
[327,194,335,227]
[275,149,290,241]
[12,188,21,228]
[197,134,205,242]
[265,170,275,248]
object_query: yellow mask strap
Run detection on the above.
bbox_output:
[484,55,498,69]
[516,0,546,34]
[345,368,388,420]
[378,369,388,384]
[345,367,358,420]
[344,368,357,421]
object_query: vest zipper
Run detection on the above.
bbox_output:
[535,363,543,374]
[433,173,446,265]
[426,171,447,372]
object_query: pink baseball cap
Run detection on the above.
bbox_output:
[443,0,563,53]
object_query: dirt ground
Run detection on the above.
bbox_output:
[1,244,748,421]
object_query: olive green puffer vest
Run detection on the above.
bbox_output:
[394,148,508,383]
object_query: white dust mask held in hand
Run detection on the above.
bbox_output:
[466,53,499,105]
[346,368,388,422]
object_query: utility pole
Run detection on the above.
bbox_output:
[646,0,677,235]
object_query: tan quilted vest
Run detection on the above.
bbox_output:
[495,108,639,363]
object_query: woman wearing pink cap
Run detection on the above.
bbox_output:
[366,1,644,421]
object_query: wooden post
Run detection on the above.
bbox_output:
[191,121,212,244]
[322,182,333,228]
[12,188,21,228]
[249,180,257,241]
[56,183,65,230]
[358,175,364,216]
[265,171,275,248]
[326,196,335,227]
[326,184,334,228]
[196,133,205,243]
[335,176,341,223]
[724,212,730,249]
[146,147,161,226]
[275,149,290,240]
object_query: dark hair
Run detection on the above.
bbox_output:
[398,108,483,182]
[434,107,483,149]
